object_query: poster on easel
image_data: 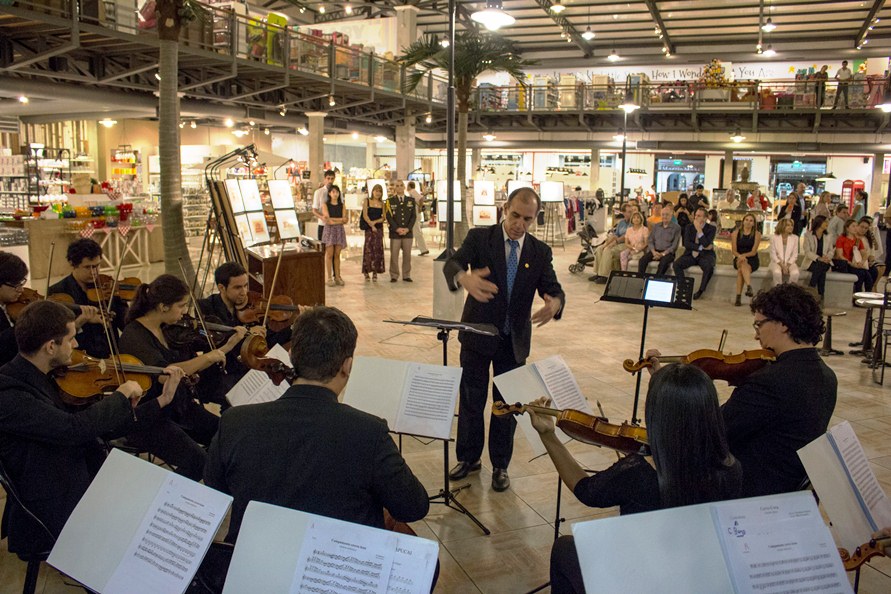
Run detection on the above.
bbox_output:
[225,179,246,213]
[246,211,270,244]
[234,213,253,242]
[275,210,301,240]
[540,181,565,203]
[473,180,496,205]
[267,180,295,210]
[239,179,263,212]
[473,205,498,226]
[437,200,462,223]
[507,179,534,195]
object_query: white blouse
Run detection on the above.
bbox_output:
[770,234,799,266]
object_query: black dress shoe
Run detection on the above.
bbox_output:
[403,277,413,282]
[448,460,481,481]
[693,289,704,300]
[492,468,510,492]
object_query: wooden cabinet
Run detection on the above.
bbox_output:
[246,244,325,306]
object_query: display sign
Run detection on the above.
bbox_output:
[435,180,460,202]
[437,200,462,223]
[238,179,263,212]
[225,179,245,214]
[274,209,301,240]
[473,205,498,226]
[473,180,496,205]
[246,211,270,245]
[540,181,565,203]
[507,179,534,196]
[267,180,295,210]
[234,213,253,241]
[366,179,388,201]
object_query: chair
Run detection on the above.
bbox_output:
[0,460,55,594]
[819,310,847,357]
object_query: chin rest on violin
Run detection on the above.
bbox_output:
[492,401,649,455]
[239,334,296,386]
[838,537,890,572]
[622,348,776,386]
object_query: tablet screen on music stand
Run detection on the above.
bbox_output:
[644,279,675,304]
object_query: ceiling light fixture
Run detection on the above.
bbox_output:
[762,44,776,57]
[99,118,117,128]
[190,121,197,129]
[328,95,336,106]
[730,129,746,143]
[582,27,595,41]
[345,3,352,14]
[374,135,387,143]
[224,118,234,127]
[483,132,497,142]
[232,129,249,138]
[279,106,287,116]
[351,131,359,139]
[550,0,566,14]
[761,17,776,32]
[613,130,626,142]
[179,121,185,128]
[470,0,515,31]
[17,95,28,104]
[264,128,270,135]
[319,5,325,14]
[607,49,620,62]
[425,113,433,124]
[297,126,309,136]
[249,120,256,127]
[154,72,161,81]
[440,38,450,48]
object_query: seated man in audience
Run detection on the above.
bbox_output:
[648,284,836,497]
[0,300,182,557]
[638,203,681,276]
[48,238,129,358]
[204,306,429,542]
[672,207,716,300]
[589,202,634,284]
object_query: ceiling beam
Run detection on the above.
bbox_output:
[643,0,675,55]
[531,0,592,58]
[855,0,885,48]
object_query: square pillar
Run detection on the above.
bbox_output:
[306,111,326,186]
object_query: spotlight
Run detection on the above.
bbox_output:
[761,17,776,32]
[425,113,432,124]
[762,44,776,57]
[17,95,28,104]
[297,126,309,136]
[730,129,746,143]
[550,0,565,14]
[351,131,359,139]
[224,118,234,127]
[374,135,387,143]
[440,39,450,48]
[483,132,496,142]
[607,49,620,62]
[249,120,256,127]
[179,121,185,128]
[581,27,595,41]
[232,129,249,138]
[154,72,161,81]
[279,106,287,116]
[319,5,325,13]
[99,118,117,128]
[345,3,352,14]
[264,128,270,135]
[190,121,197,129]
[328,95,336,106]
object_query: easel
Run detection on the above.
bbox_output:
[540,202,566,249]
[601,271,693,424]
[384,316,496,536]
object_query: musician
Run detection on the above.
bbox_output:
[118,275,241,447]
[48,238,129,358]
[0,300,183,557]
[0,251,103,367]
[530,364,741,594]
[443,187,564,492]
[648,283,837,498]
[204,306,429,541]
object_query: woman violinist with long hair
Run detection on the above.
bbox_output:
[530,364,742,594]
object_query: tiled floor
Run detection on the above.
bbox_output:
[2,229,891,593]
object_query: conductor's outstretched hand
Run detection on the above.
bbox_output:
[460,267,499,302]
[532,294,562,327]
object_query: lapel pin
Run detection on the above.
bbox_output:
[524,263,529,269]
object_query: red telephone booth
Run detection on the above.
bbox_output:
[842,179,866,212]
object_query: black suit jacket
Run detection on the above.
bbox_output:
[681,223,717,254]
[0,310,15,367]
[722,348,837,497]
[204,384,429,542]
[0,355,160,555]
[443,225,565,362]
[48,274,128,358]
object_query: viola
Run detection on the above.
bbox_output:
[622,348,776,387]
[53,350,172,406]
[238,334,295,386]
[492,401,649,455]
[163,315,237,352]
[236,291,300,333]
[85,273,143,303]
[838,537,889,571]
[6,287,82,320]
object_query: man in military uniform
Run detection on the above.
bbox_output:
[386,180,417,282]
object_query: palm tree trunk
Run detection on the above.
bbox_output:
[455,109,470,243]
[158,37,194,281]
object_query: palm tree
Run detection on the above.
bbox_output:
[154,0,199,281]
[400,32,535,237]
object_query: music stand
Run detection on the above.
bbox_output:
[601,271,693,424]
[384,316,496,536]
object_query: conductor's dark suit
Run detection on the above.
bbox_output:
[443,224,565,469]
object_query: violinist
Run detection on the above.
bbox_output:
[0,300,184,558]
[530,364,741,594]
[647,283,837,498]
[0,251,103,367]
[48,239,129,358]
[118,275,242,448]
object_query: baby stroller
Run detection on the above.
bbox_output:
[569,221,606,273]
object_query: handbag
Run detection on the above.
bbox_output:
[359,215,370,231]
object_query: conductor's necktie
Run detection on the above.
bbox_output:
[504,239,519,334]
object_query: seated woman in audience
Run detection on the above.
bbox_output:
[802,215,834,301]
[833,219,872,293]
[731,213,762,306]
[675,193,691,230]
[813,191,833,219]
[119,275,246,451]
[530,364,742,594]
[619,212,648,271]
[769,219,800,286]
[858,216,884,290]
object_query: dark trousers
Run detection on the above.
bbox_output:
[833,259,872,292]
[456,339,522,469]
[807,260,831,296]
[673,251,716,292]
[551,535,586,594]
[124,417,208,481]
[833,83,849,108]
[638,251,675,276]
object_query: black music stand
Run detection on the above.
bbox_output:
[600,271,693,424]
[384,316,496,536]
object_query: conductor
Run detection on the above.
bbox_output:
[443,187,565,491]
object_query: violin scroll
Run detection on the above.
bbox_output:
[238,334,296,386]
[622,358,654,374]
[838,538,889,571]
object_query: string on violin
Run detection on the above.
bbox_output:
[178,257,226,374]
[622,348,776,387]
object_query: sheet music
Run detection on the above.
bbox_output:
[827,421,891,530]
[226,344,292,407]
[387,534,439,594]
[532,355,593,414]
[289,516,397,594]
[712,494,852,594]
[103,473,231,594]
[394,363,461,440]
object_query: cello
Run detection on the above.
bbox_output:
[622,348,775,386]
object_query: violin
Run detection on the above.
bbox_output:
[622,348,776,387]
[6,287,82,320]
[838,537,889,571]
[85,273,143,303]
[53,350,172,406]
[492,401,649,455]
[236,291,300,333]
[238,334,296,385]
[163,315,237,352]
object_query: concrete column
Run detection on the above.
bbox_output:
[365,141,377,172]
[306,112,326,186]
[471,148,482,180]
[723,149,734,189]
[393,5,419,53]
[870,153,884,214]
[589,148,600,192]
[395,121,415,179]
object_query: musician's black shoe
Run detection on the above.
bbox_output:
[693,289,705,300]
[492,468,510,492]
[448,460,481,480]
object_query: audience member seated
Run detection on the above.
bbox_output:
[827,204,849,246]
[675,194,691,230]
[731,213,762,306]
[769,219,800,286]
[832,218,873,294]
[673,207,716,300]
[801,215,834,302]
[589,202,634,284]
[858,216,884,290]
[619,212,648,271]
[646,202,662,228]
[747,188,770,212]
[638,203,681,276]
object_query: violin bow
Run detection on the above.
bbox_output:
[178,257,225,374]
[718,329,728,352]
[89,267,126,387]
[262,241,287,326]
[105,246,129,316]
[44,241,55,299]
[596,400,622,461]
